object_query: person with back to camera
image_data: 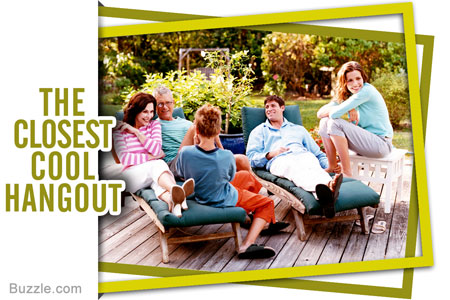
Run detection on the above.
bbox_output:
[176,104,289,259]
[113,92,194,218]
[317,61,394,178]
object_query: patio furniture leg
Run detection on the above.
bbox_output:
[384,166,393,213]
[231,222,242,252]
[357,207,369,234]
[396,156,405,202]
[292,209,307,241]
[159,230,170,263]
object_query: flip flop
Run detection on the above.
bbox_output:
[371,221,387,234]
[332,173,344,202]
[315,184,336,218]
[260,221,290,235]
[237,244,276,259]
[355,214,374,226]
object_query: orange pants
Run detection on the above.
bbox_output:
[230,171,276,224]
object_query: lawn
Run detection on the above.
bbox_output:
[100,95,413,152]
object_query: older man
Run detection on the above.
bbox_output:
[153,86,250,178]
[246,95,343,218]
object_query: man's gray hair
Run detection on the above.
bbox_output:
[153,86,173,99]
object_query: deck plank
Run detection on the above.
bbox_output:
[317,211,354,265]
[245,198,294,271]
[98,160,413,270]
[99,207,146,243]
[99,196,138,231]
[137,226,203,267]
[100,222,158,263]
[294,222,335,267]
[177,224,231,270]
[99,215,152,258]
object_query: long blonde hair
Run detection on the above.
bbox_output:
[334,61,369,103]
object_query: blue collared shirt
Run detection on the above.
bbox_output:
[246,118,329,170]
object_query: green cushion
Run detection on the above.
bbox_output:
[253,168,380,216]
[241,105,302,146]
[136,186,247,229]
[115,107,185,121]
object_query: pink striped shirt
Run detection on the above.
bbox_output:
[113,120,162,169]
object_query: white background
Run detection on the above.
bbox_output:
[1,0,448,299]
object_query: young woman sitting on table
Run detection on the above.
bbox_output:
[317,61,394,177]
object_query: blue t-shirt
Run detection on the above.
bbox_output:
[158,117,192,163]
[176,145,238,208]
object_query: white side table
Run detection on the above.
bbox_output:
[348,149,408,213]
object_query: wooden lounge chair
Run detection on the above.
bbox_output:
[241,105,380,240]
[106,108,246,263]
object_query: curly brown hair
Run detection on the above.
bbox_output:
[335,61,369,103]
[123,92,156,126]
[194,104,222,138]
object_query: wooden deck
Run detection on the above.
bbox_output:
[99,157,412,271]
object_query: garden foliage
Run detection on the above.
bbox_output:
[123,51,255,133]
[371,72,410,129]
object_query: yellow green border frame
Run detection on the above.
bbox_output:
[98,3,433,296]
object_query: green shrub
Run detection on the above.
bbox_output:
[371,72,410,129]
[262,73,286,96]
[105,52,147,88]
[125,51,255,133]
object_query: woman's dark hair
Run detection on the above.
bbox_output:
[123,92,156,126]
[264,95,285,107]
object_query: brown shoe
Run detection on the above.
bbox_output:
[171,185,185,218]
[329,173,344,202]
[182,178,195,197]
[315,184,336,218]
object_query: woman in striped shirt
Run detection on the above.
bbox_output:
[113,92,193,217]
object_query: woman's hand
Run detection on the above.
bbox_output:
[115,121,138,134]
[317,104,337,118]
[148,150,165,160]
[348,109,359,125]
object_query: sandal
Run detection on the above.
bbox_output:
[315,184,336,218]
[331,173,344,202]
[371,221,387,234]
[355,214,374,226]
[260,221,289,236]
[238,244,276,259]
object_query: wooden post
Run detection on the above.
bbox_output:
[357,207,369,234]
[159,230,170,263]
[292,209,307,241]
[231,222,242,252]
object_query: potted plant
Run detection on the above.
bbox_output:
[123,50,256,154]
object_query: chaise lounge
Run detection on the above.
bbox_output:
[102,108,246,263]
[241,105,381,240]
